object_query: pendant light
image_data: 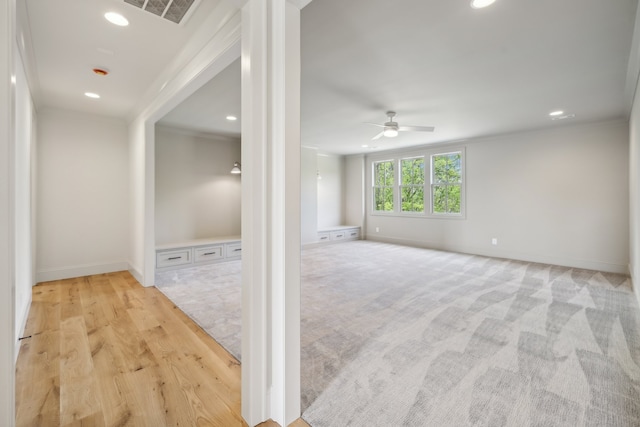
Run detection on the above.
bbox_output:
[231,162,241,174]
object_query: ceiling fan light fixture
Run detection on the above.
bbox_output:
[471,0,496,9]
[383,127,399,138]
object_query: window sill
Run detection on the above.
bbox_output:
[370,212,467,220]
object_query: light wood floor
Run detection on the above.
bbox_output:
[15,271,310,427]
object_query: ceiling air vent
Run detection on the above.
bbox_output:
[123,0,199,24]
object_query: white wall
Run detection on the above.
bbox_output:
[155,127,241,244]
[317,153,344,228]
[631,91,640,304]
[344,154,365,231]
[301,146,318,244]
[365,120,630,273]
[14,42,34,353]
[37,108,129,282]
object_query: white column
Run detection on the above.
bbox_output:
[241,0,301,425]
[0,0,16,425]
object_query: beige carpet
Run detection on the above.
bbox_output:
[156,240,640,426]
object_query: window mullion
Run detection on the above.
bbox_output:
[396,159,401,213]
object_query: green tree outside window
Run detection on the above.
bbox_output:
[431,152,462,214]
[373,160,394,211]
[401,157,425,212]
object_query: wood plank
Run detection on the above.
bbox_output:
[258,418,311,427]
[107,271,138,293]
[16,282,62,427]
[152,290,242,376]
[23,282,61,336]
[60,278,83,320]
[17,287,61,383]
[59,316,103,425]
[143,312,245,425]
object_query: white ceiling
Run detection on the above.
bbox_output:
[21,0,640,155]
[159,58,241,137]
[20,0,222,118]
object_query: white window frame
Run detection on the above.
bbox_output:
[399,156,426,214]
[430,151,464,217]
[372,159,396,213]
[368,147,465,219]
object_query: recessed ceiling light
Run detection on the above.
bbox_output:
[471,0,497,9]
[105,12,129,27]
[85,92,100,99]
[226,115,238,121]
[549,110,564,116]
[551,113,575,121]
[361,144,369,148]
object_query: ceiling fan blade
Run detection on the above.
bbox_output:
[399,125,435,132]
[372,131,385,140]
[364,122,385,128]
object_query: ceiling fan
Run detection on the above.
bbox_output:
[366,111,435,140]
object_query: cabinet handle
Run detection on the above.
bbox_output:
[336,234,343,238]
[168,256,182,260]
[204,252,216,256]
[234,248,242,252]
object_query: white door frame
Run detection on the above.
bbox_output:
[0,0,16,425]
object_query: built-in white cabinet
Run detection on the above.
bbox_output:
[156,248,192,268]
[317,226,360,244]
[194,245,223,263]
[156,236,241,272]
[225,242,242,260]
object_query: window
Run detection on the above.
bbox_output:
[373,160,394,212]
[400,157,425,213]
[431,152,462,215]
[369,148,464,218]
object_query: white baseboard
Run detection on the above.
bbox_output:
[36,261,129,283]
[128,264,143,285]
[630,263,640,308]
[14,291,32,363]
[302,238,361,250]
[366,235,629,275]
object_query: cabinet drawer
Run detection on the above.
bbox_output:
[194,245,223,263]
[226,242,242,259]
[318,232,330,242]
[330,230,346,240]
[346,229,360,239]
[156,249,192,268]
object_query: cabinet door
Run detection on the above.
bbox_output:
[330,231,346,240]
[226,242,242,259]
[318,232,330,242]
[156,249,192,268]
[194,245,223,263]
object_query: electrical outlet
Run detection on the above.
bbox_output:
[491,238,498,246]
[376,227,380,233]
